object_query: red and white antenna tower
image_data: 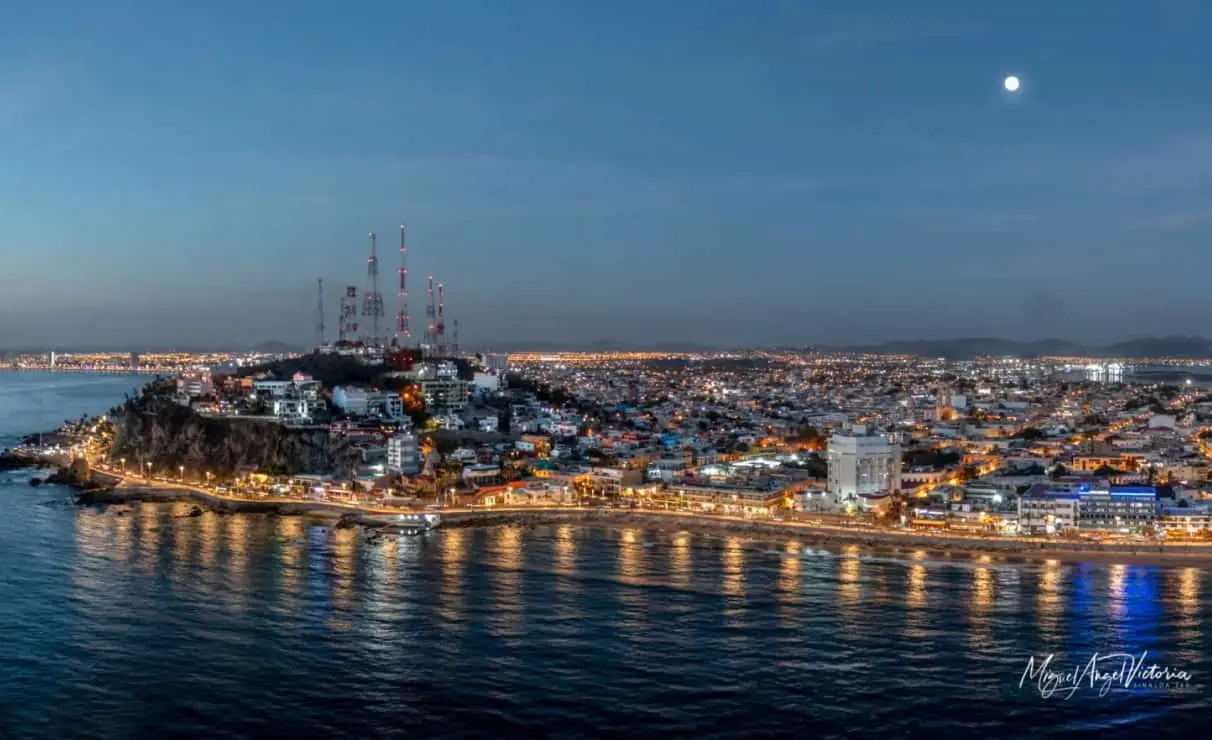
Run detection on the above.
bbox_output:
[435,282,447,356]
[361,232,384,346]
[424,276,437,356]
[395,223,410,345]
[339,286,359,343]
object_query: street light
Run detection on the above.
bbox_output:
[179,465,185,482]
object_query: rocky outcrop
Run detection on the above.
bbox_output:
[0,453,35,472]
[109,394,360,477]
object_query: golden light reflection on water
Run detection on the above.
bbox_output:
[136,504,160,574]
[722,537,745,598]
[554,525,576,577]
[777,540,801,628]
[171,503,192,568]
[619,528,641,581]
[778,540,800,596]
[906,564,927,610]
[900,550,930,640]
[380,536,399,583]
[1174,567,1202,662]
[113,507,133,562]
[1179,567,1200,616]
[277,516,304,602]
[489,526,525,637]
[670,532,691,588]
[331,527,357,617]
[199,512,218,570]
[72,509,106,561]
[226,514,250,592]
[837,545,860,604]
[968,564,994,650]
[617,529,648,630]
[1037,559,1063,638]
[437,529,467,633]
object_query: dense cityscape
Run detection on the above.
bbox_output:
[11,344,1212,547]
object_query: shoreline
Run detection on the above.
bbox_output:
[70,478,1212,566]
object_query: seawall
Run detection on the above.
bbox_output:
[75,481,1212,565]
[438,509,1212,565]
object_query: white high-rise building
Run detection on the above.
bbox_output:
[387,433,421,475]
[827,426,902,507]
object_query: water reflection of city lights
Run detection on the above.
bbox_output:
[1179,567,1200,615]
[619,528,641,581]
[906,565,927,610]
[776,541,801,629]
[199,512,218,570]
[722,537,745,597]
[1108,564,1126,621]
[278,516,304,602]
[113,506,133,562]
[331,527,357,615]
[837,546,860,603]
[670,532,691,588]
[437,529,467,633]
[555,525,576,576]
[1037,566,1061,635]
[489,527,524,637]
[968,566,994,651]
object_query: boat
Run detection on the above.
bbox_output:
[394,512,441,531]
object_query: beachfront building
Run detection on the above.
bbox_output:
[1017,484,1081,534]
[827,426,901,510]
[1075,484,1157,532]
[1018,481,1158,533]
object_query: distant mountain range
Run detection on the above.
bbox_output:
[485,340,719,353]
[842,336,1212,359]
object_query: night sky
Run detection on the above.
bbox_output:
[2,1,1210,349]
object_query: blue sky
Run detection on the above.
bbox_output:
[2,0,1211,349]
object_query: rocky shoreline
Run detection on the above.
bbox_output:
[59,480,1212,566]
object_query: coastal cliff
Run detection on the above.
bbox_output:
[109,394,360,477]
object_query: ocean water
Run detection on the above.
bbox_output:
[1,373,1210,738]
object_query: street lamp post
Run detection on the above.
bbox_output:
[179,465,185,482]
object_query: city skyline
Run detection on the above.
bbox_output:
[3,1,1212,347]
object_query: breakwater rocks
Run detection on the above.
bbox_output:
[108,394,361,477]
[0,452,35,472]
[74,485,348,517]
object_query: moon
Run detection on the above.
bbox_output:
[1004,75,1021,92]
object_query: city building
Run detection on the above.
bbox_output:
[826,426,902,508]
[415,361,471,415]
[1076,484,1157,531]
[272,398,316,424]
[386,433,421,475]
[1017,484,1081,534]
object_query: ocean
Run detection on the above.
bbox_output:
[1,372,1209,738]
